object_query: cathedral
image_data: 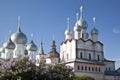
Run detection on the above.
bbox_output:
[0,6,120,80]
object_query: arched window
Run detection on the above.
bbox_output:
[97,55,100,61]
[80,52,83,59]
[95,67,97,72]
[89,53,91,60]
[88,67,91,71]
[77,65,80,70]
[67,54,68,60]
[85,66,87,71]
[81,66,83,70]
[92,67,94,71]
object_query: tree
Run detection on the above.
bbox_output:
[74,75,95,80]
[0,57,74,80]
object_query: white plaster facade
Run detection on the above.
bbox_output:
[60,6,120,80]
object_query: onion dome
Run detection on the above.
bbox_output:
[65,17,72,35]
[0,47,5,53]
[91,27,98,35]
[26,40,37,51]
[78,18,88,29]
[3,38,15,49]
[74,21,82,31]
[11,16,27,44]
[47,40,59,58]
[74,13,82,31]
[91,17,98,35]
[78,6,88,29]
[65,29,72,35]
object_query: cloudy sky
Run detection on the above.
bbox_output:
[0,0,120,68]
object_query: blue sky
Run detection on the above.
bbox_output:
[0,0,120,69]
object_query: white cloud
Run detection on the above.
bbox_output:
[113,27,120,34]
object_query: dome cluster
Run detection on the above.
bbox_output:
[3,26,37,52]
[0,16,37,59]
[66,6,99,41]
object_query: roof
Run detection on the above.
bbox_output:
[61,38,103,46]
[75,59,104,65]
[104,58,115,62]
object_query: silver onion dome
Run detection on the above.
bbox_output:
[65,29,72,35]
[74,21,81,31]
[65,17,72,35]
[91,27,98,35]
[26,40,37,51]
[3,38,15,49]
[11,27,27,44]
[78,18,88,29]
[76,6,88,30]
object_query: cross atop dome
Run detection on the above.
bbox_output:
[80,6,83,19]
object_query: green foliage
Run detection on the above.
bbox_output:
[73,75,94,80]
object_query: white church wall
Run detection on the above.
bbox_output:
[104,61,115,71]
[75,71,104,80]
[4,49,13,59]
[77,40,84,49]
[60,40,76,62]
[85,40,94,50]
[13,44,25,58]
[105,75,120,80]
[74,62,104,80]
[95,43,103,52]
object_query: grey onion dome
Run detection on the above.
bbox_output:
[65,28,72,35]
[3,38,15,49]
[91,27,98,35]
[74,21,82,31]
[78,18,88,29]
[11,27,27,44]
[26,40,37,51]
